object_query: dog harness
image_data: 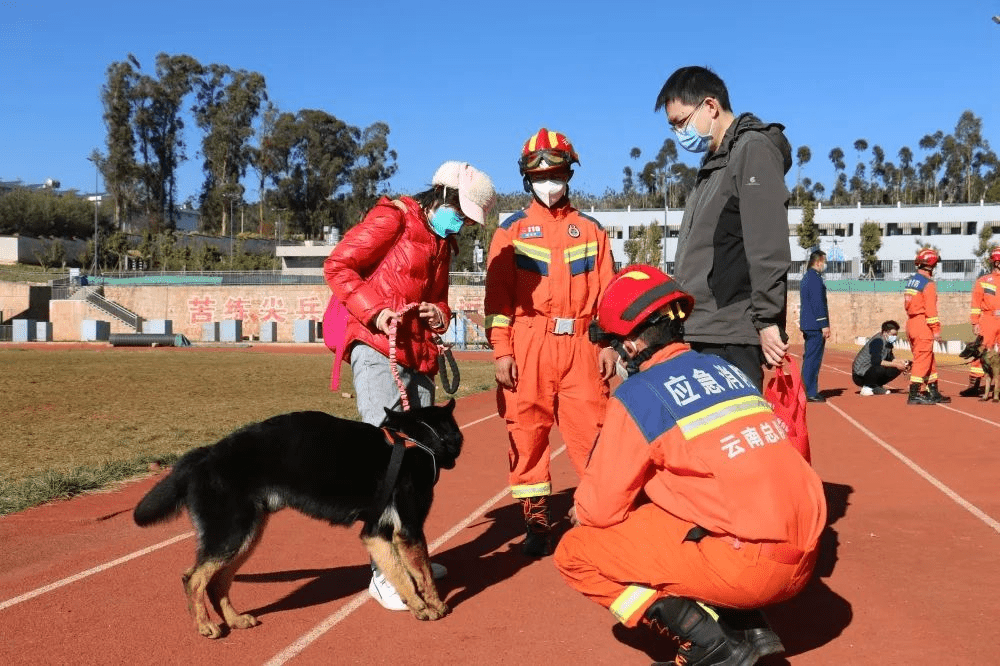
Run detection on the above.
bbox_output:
[373,426,440,520]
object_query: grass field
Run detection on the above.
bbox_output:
[0,347,496,516]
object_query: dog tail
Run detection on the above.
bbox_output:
[133,447,207,526]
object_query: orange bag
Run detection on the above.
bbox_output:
[763,355,811,463]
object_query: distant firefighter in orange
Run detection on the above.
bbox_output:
[904,248,950,404]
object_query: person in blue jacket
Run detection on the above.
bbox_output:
[799,250,830,402]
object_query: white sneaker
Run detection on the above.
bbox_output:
[859,386,874,396]
[368,563,448,611]
[368,570,407,611]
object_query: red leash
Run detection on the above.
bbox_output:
[387,303,460,411]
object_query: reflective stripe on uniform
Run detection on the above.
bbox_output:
[513,240,552,276]
[926,316,940,325]
[610,585,657,624]
[564,241,599,276]
[675,395,773,440]
[486,314,511,328]
[512,481,551,498]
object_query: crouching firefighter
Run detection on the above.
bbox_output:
[554,265,827,666]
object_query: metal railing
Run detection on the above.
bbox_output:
[83,289,141,331]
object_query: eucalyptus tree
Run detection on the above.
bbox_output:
[795,146,811,205]
[131,53,204,228]
[918,131,944,203]
[100,57,141,227]
[193,64,269,235]
[796,199,819,251]
[266,109,360,238]
[341,121,398,230]
[897,146,915,203]
[850,139,868,203]
[828,147,846,204]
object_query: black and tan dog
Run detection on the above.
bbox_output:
[959,335,1000,402]
[134,400,462,638]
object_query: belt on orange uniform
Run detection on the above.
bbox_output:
[684,525,804,565]
[520,315,590,336]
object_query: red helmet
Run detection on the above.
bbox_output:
[519,127,580,175]
[990,247,1000,264]
[915,248,940,269]
[596,265,695,338]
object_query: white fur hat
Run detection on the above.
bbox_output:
[431,161,497,224]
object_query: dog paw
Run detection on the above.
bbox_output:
[412,602,449,621]
[197,621,223,639]
[230,613,259,630]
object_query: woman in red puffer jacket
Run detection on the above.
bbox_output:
[323,161,496,424]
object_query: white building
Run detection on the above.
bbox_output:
[566,201,1000,280]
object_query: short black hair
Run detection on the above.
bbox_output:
[654,66,733,113]
[881,320,900,333]
[635,315,685,348]
[808,250,827,267]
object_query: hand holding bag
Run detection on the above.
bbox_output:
[763,355,812,463]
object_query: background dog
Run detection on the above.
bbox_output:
[133,400,462,638]
[959,335,1000,402]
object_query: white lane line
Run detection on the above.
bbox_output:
[264,438,566,666]
[0,412,502,615]
[826,401,1000,535]
[0,531,194,612]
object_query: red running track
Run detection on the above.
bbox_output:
[1,345,999,664]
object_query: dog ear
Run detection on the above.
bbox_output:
[444,398,456,413]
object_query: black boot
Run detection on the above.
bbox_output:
[520,496,552,557]
[644,597,756,666]
[716,608,784,659]
[907,384,934,405]
[927,382,951,403]
[958,377,982,397]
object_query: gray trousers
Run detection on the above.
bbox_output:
[350,343,436,426]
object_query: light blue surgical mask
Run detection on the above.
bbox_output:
[430,206,464,237]
[673,101,713,153]
[886,334,898,344]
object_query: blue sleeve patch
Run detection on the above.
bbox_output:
[615,351,760,443]
[499,210,527,230]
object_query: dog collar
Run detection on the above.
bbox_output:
[380,427,440,485]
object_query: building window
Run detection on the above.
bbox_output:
[966,221,978,235]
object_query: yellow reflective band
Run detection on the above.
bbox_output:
[971,367,985,377]
[984,283,996,294]
[926,317,940,324]
[904,288,918,296]
[486,314,511,328]
[676,395,772,440]
[610,586,657,624]
[564,242,598,263]
[512,482,551,498]
[696,601,720,621]
[971,308,982,315]
[513,240,552,262]
[929,373,939,382]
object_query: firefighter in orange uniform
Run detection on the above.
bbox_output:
[554,265,826,666]
[485,128,618,557]
[904,248,951,404]
[960,247,1000,397]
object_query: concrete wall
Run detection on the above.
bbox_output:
[11,280,976,345]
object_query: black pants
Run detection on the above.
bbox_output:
[689,342,764,391]
[852,366,901,388]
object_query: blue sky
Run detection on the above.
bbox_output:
[2,0,999,204]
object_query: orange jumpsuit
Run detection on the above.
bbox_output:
[484,200,615,497]
[554,343,826,626]
[969,271,1000,380]
[904,272,940,385]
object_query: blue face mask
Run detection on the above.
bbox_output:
[673,102,713,153]
[430,206,464,237]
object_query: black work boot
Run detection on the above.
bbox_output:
[520,496,552,557]
[958,378,982,397]
[716,608,784,659]
[907,384,934,405]
[644,597,756,666]
[927,382,951,403]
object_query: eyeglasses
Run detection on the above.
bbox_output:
[669,99,707,134]
[519,149,573,171]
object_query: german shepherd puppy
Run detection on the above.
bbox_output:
[959,335,1000,402]
[133,400,462,638]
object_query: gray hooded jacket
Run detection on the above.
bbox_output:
[674,113,793,346]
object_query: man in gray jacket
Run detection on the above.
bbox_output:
[655,66,791,390]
